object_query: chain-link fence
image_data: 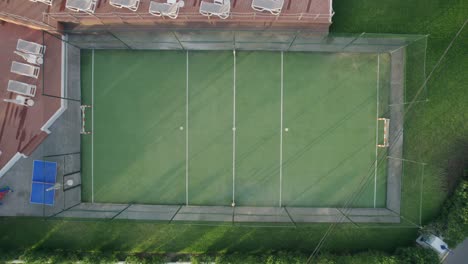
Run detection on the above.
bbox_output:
[63,29,424,53]
[36,30,429,226]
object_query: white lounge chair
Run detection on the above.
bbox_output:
[8,80,37,97]
[199,0,230,19]
[149,0,185,19]
[66,0,98,13]
[3,95,35,107]
[29,0,53,5]
[17,39,46,56]
[14,51,43,65]
[109,0,140,11]
[252,0,284,15]
[11,61,40,79]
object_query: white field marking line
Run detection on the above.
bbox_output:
[422,37,428,101]
[374,54,380,208]
[186,51,189,206]
[419,164,425,225]
[232,49,236,205]
[91,49,95,204]
[279,51,284,208]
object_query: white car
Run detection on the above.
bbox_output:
[416,234,450,259]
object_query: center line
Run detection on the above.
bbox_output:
[279,51,284,208]
[232,49,236,206]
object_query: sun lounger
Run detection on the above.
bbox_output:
[149,0,185,19]
[8,80,37,97]
[251,0,284,15]
[11,61,40,79]
[3,95,35,107]
[17,39,46,56]
[66,0,98,13]
[199,0,230,19]
[109,0,140,11]
[29,0,53,5]
[14,51,43,65]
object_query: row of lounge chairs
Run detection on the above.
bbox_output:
[3,39,46,107]
[29,0,284,19]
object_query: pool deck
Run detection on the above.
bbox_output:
[0,0,333,32]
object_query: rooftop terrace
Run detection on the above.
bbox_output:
[0,0,333,32]
[0,22,64,177]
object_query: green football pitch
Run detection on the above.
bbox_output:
[81,50,389,208]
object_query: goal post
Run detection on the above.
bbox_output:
[377,118,390,148]
[80,105,92,135]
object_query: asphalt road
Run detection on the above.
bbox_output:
[444,239,468,264]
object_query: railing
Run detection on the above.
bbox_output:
[0,11,55,31]
[44,11,334,25]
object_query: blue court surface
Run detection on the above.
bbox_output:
[30,160,57,206]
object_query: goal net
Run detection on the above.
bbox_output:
[377,118,390,148]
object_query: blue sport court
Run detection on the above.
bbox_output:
[30,160,57,206]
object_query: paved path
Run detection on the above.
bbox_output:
[444,239,468,264]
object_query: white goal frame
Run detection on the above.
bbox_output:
[377,118,390,148]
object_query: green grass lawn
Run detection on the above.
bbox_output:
[0,0,466,255]
[332,0,467,223]
[0,218,418,253]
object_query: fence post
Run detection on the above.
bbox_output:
[69,13,80,23]
[90,12,104,25]
[284,207,297,228]
[169,205,183,224]
[110,204,132,220]
[286,30,299,51]
[172,31,185,50]
[342,32,365,51]
[46,202,81,219]
[114,13,124,23]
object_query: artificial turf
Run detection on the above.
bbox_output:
[80,50,383,208]
[188,51,233,205]
[82,50,187,204]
